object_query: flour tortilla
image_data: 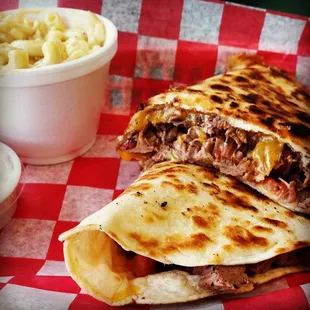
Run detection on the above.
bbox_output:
[129,54,310,164]
[59,162,310,306]
[117,54,310,214]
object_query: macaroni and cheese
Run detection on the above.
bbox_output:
[0,10,106,69]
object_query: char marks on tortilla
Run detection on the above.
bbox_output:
[160,66,310,157]
[117,54,310,214]
[133,54,309,161]
[62,162,310,267]
[59,162,310,306]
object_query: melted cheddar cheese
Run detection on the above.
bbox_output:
[252,137,284,176]
[193,126,206,143]
[131,108,186,132]
[131,110,148,132]
[120,151,146,161]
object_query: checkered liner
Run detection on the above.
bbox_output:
[0,0,309,309]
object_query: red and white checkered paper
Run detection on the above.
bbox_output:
[0,0,310,309]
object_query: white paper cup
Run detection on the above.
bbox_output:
[0,8,118,165]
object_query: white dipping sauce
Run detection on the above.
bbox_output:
[0,142,22,229]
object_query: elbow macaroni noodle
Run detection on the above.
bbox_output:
[0,10,106,70]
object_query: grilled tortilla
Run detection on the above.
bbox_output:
[117,54,310,214]
[59,162,310,306]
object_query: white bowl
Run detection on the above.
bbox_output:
[0,8,118,165]
[0,142,23,230]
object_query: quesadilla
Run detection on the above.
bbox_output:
[59,162,310,306]
[117,54,310,214]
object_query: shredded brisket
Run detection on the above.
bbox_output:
[142,247,309,293]
[190,247,309,292]
[121,247,309,293]
[246,258,274,274]
[193,265,249,292]
[118,110,309,210]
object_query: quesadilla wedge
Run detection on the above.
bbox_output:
[117,54,310,214]
[59,162,310,306]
